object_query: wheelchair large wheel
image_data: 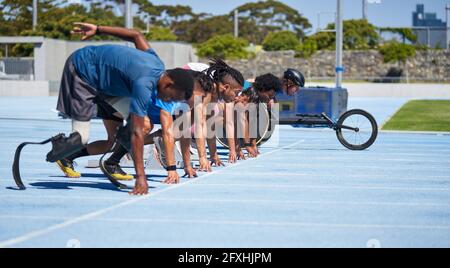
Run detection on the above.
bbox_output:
[217,103,273,148]
[257,107,277,146]
[335,109,378,151]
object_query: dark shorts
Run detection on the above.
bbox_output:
[56,54,122,123]
[96,97,123,123]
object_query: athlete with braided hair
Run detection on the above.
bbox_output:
[233,73,283,158]
[100,59,247,180]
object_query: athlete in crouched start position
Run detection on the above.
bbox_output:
[48,22,194,195]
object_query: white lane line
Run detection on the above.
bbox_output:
[271,163,450,170]
[206,172,450,181]
[2,215,449,231]
[267,156,450,164]
[1,197,450,209]
[0,139,305,248]
[185,183,450,192]
[0,194,129,201]
[335,153,450,157]
[85,219,450,230]
[147,198,450,208]
[380,130,450,136]
[301,143,450,148]
[300,147,450,153]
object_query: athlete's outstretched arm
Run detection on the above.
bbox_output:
[180,136,197,178]
[71,22,150,51]
[160,110,180,184]
[130,114,149,195]
[224,102,237,163]
[206,113,224,167]
[193,102,212,172]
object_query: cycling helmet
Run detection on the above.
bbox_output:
[284,68,305,88]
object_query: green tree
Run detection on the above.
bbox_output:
[145,26,177,41]
[134,0,194,28]
[22,4,121,40]
[307,19,380,50]
[295,39,318,58]
[342,19,379,49]
[0,0,313,55]
[196,34,249,60]
[379,41,416,63]
[379,41,416,83]
[171,0,312,45]
[1,1,130,56]
[0,0,53,36]
[307,32,335,50]
[379,27,417,44]
[157,4,194,26]
[173,15,233,44]
[262,31,300,51]
[234,0,311,44]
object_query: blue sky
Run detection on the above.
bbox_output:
[70,0,450,33]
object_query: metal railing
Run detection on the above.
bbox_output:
[0,58,34,80]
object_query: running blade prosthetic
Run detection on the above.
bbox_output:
[46,132,84,163]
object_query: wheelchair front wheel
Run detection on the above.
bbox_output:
[335,109,378,151]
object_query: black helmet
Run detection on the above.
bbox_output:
[284,68,305,88]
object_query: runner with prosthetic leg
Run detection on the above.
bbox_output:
[44,22,194,195]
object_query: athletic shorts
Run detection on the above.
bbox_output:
[56,54,123,123]
[96,95,123,123]
[56,54,98,121]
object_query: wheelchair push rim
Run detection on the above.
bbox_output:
[217,103,273,149]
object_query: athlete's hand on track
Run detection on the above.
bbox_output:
[198,157,212,172]
[164,170,180,184]
[228,151,237,163]
[71,22,98,41]
[245,146,258,158]
[130,177,149,196]
[237,150,246,160]
[252,145,261,155]
[211,154,225,167]
[183,166,198,178]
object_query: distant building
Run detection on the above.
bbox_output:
[412,4,447,48]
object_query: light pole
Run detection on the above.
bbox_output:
[234,9,239,38]
[33,0,38,30]
[125,0,133,29]
[362,0,368,20]
[446,4,450,49]
[336,0,344,88]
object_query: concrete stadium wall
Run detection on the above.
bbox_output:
[0,81,49,96]
[225,50,450,83]
[310,83,450,98]
[38,39,69,84]
[35,39,198,82]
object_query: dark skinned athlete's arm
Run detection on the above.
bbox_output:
[72,22,150,51]
[160,110,181,184]
[130,114,149,195]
